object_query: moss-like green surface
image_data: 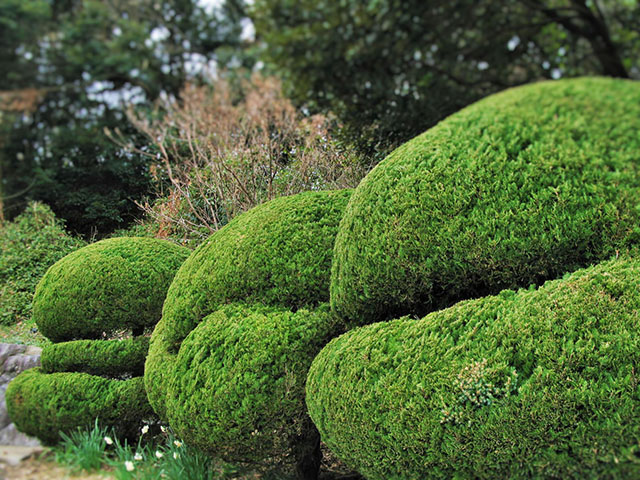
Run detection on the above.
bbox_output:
[8,236,188,445]
[146,190,351,420]
[167,303,338,468]
[309,256,640,479]
[331,77,640,326]
[34,237,189,343]
[7,369,153,445]
[41,337,149,377]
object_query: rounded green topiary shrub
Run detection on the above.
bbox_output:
[308,256,640,479]
[167,303,338,471]
[6,369,153,445]
[41,337,149,377]
[146,189,352,419]
[331,77,640,326]
[145,190,351,477]
[7,236,189,445]
[34,237,190,342]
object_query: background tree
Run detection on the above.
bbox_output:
[252,0,640,159]
[0,0,252,236]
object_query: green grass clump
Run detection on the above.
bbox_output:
[331,77,640,326]
[41,337,149,377]
[6,369,153,445]
[55,420,112,473]
[34,237,190,342]
[53,421,243,480]
[308,256,640,479]
[166,303,339,471]
[146,190,351,419]
[0,202,85,327]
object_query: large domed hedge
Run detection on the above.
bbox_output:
[34,237,190,342]
[146,189,351,418]
[145,190,351,477]
[166,303,338,471]
[308,256,640,479]
[331,77,640,326]
[7,237,188,445]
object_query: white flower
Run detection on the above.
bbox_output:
[173,452,179,460]
[134,452,143,461]
[125,461,135,472]
[155,450,164,459]
[160,425,167,433]
[104,436,113,445]
[173,440,182,448]
[141,425,149,435]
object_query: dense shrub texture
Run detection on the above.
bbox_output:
[167,303,338,469]
[34,237,189,342]
[8,236,187,445]
[309,257,640,479]
[146,190,351,418]
[6,369,152,445]
[0,202,85,325]
[145,191,351,476]
[41,337,149,377]
[331,77,640,326]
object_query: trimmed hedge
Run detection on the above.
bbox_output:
[146,190,352,419]
[7,236,188,445]
[331,77,640,326]
[308,257,640,479]
[41,337,149,377]
[34,237,190,343]
[145,191,351,477]
[167,303,338,471]
[6,369,153,445]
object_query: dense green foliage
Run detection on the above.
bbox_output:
[167,303,338,469]
[309,256,640,479]
[8,236,188,445]
[41,337,149,378]
[146,189,351,417]
[331,77,640,327]
[34,237,189,342]
[1,0,252,235]
[0,202,85,325]
[145,190,351,477]
[6,369,152,445]
[253,0,640,157]
[161,189,352,346]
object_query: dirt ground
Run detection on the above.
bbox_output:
[0,454,109,480]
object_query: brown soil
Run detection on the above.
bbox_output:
[0,453,110,480]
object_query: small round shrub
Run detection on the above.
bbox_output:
[34,237,190,342]
[166,303,338,471]
[41,337,149,377]
[308,256,640,479]
[6,369,153,445]
[146,190,352,418]
[331,77,640,326]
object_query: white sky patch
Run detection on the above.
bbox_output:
[241,17,255,41]
[199,0,224,15]
[150,26,171,43]
[507,36,520,51]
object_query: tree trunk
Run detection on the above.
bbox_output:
[294,428,322,480]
